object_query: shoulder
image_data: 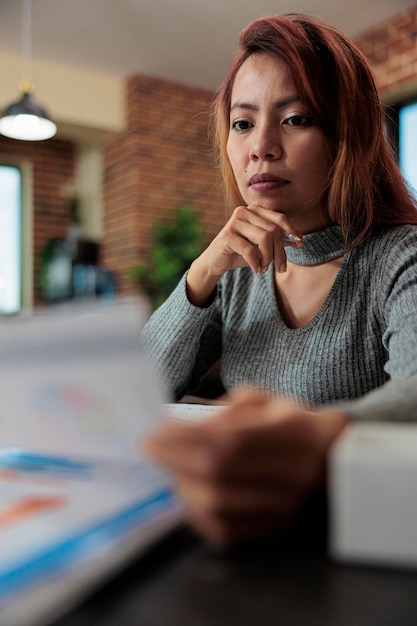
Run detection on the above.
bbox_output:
[358,225,417,298]
[369,224,417,245]
[360,225,417,261]
[348,225,417,293]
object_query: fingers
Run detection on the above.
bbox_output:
[144,402,324,489]
[246,205,303,274]
[145,421,314,545]
[243,204,300,240]
[143,392,345,545]
[229,205,275,273]
[215,223,267,274]
[227,205,302,273]
[179,478,301,544]
[195,204,302,279]
[144,424,220,478]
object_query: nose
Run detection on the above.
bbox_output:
[249,125,282,161]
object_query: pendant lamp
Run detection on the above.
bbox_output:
[0,0,57,141]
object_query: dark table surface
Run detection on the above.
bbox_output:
[52,498,417,626]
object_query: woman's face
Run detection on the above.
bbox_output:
[226,53,332,233]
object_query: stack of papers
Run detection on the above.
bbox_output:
[0,300,182,626]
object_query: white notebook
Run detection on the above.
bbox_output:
[0,299,183,626]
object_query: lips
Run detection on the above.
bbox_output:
[250,173,288,185]
[249,173,289,192]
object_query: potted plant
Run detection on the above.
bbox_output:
[129,205,206,309]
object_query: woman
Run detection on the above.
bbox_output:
[143,14,417,543]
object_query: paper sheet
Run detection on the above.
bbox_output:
[0,301,181,626]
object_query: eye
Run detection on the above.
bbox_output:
[230,119,253,132]
[282,114,313,127]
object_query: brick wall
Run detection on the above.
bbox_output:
[0,136,76,303]
[103,8,417,296]
[101,75,225,294]
[2,6,417,305]
[356,5,417,99]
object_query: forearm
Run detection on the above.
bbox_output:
[142,273,221,399]
[186,256,221,308]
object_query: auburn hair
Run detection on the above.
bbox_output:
[213,13,417,247]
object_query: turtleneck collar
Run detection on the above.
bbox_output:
[285,224,346,265]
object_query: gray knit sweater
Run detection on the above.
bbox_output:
[142,224,417,422]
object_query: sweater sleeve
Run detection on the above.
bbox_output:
[380,229,417,380]
[338,374,417,422]
[141,273,222,400]
[339,227,417,422]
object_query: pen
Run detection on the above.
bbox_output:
[281,232,302,244]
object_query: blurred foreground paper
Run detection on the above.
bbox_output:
[0,300,182,626]
[0,299,165,458]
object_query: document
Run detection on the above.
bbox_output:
[0,300,182,626]
[163,402,227,422]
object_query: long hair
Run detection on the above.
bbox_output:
[213,13,417,246]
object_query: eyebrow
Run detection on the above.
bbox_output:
[230,96,301,113]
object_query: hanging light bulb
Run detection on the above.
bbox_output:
[0,79,57,141]
[0,0,57,141]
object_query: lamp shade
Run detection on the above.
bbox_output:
[0,91,57,141]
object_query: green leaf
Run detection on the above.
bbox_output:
[129,205,206,309]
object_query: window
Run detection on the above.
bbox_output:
[397,100,417,197]
[0,165,22,314]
